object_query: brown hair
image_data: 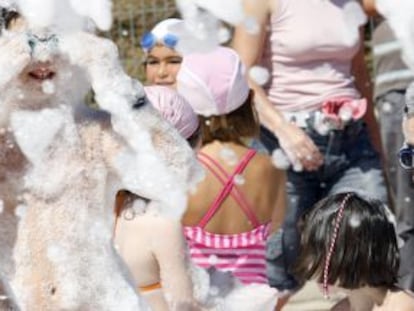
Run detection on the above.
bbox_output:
[0,9,19,31]
[114,190,150,218]
[114,190,132,217]
[186,125,201,149]
[199,90,259,146]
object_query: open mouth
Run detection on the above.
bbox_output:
[28,66,56,81]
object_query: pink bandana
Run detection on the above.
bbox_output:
[144,85,199,139]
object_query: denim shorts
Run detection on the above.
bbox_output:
[261,120,388,291]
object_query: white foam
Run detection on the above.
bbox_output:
[342,1,367,45]
[249,66,270,86]
[243,16,260,35]
[41,80,55,94]
[219,147,238,166]
[16,0,112,32]
[376,0,414,70]
[271,149,290,170]
[174,0,246,53]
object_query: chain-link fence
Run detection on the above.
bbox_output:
[109,0,178,81]
[108,1,376,81]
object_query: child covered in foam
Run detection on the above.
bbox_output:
[114,85,202,310]
[0,2,200,309]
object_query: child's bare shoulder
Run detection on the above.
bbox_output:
[253,153,283,172]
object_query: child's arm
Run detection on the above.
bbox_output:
[151,216,200,310]
[72,31,201,218]
[361,0,377,16]
[403,82,414,145]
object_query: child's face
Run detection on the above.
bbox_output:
[144,45,182,88]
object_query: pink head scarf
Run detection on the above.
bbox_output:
[176,46,250,117]
[144,85,199,139]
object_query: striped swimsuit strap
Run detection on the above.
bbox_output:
[197,149,259,229]
[197,152,259,225]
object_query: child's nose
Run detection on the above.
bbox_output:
[157,62,168,78]
[28,31,59,62]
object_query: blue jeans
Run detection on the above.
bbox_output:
[261,121,388,291]
[377,91,414,292]
[376,91,414,213]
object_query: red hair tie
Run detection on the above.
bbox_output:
[322,193,352,299]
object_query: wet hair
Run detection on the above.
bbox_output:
[294,192,399,290]
[186,125,201,149]
[115,190,149,217]
[199,90,259,146]
[0,8,19,33]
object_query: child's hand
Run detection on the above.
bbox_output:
[403,116,414,145]
[60,32,118,69]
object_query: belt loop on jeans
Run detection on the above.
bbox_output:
[282,97,367,135]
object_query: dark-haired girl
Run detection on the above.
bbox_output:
[295,192,399,310]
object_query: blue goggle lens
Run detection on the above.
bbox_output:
[140,32,178,51]
[140,32,156,50]
[399,145,414,169]
[163,33,178,49]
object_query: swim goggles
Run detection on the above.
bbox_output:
[398,143,414,169]
[140,32,178,52]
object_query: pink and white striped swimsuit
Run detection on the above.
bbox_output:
[183,150,271,285]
